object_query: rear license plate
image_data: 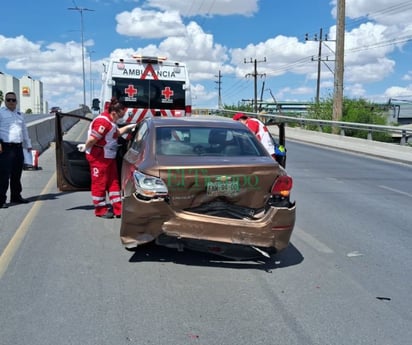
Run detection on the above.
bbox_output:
[206,180,240,196]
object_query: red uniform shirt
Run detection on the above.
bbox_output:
[245,118,275,155]
[87,112,119,159]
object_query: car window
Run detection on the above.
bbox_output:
[156,126,266,156]
[131,121,149,152]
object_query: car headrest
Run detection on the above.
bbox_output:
[208,129,228,145]
[157,128,172,141]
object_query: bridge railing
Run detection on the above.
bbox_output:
[215,109,412,145]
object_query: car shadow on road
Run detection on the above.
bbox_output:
[34,191,77,202]
[65,204,95,211]
[128,242,303,271]
[30,192,95,211]
[28,192,93,208]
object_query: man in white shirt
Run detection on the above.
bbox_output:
[0,92,32,208]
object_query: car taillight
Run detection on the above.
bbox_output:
[271,176,293,197]
[133,171,168,199]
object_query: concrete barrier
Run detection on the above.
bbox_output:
[27,117,55,152]
[26,107,90,155]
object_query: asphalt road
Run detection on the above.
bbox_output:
[0,124,411,345]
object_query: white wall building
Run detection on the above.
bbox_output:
[19,76,44,113]
[0,72,45,113]
[0,72,19,107]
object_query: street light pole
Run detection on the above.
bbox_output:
[68,6,94,108]
[88,49,95,106]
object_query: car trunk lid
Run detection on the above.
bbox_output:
[156,156,279,209]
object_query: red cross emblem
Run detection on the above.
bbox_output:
[162,87,174,100]
[125,85,138,98]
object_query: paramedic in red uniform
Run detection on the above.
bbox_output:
[78,98,135,219]
[232,112,275,158]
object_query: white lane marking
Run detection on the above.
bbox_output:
[347,251,364,257]
[0,173,56,280]
[379,185,412,198]
[327,177,344,183]
[293,226,334,254]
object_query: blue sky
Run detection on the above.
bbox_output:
[1,0,412,111]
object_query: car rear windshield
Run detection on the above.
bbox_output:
[156,126,268,156]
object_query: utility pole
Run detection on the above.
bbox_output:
[259,80,265,112]
[332,0,345,127]
[306,29,325,103]
[245,57,266,113]
[68,6,94,108]
[215,70,222,109]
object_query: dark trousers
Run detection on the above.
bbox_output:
[0,144,24,204]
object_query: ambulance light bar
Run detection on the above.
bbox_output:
[131,55,168,64]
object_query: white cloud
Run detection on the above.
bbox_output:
[344,83,366,98]
[384,85,412,99]
[0,35,95,110]
[0,35,41,59]
[230,36,319,81]
[116,8,186,38]
[345,0,412,26]
[113,21,230,84]
[191,83,217,102]
[402,71,412,81]
[146,0,259,16]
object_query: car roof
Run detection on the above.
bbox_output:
[149,115,242,128]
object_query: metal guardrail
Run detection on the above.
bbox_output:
[216,110,412,145]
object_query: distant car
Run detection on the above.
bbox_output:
[50,106,61,113]
[54,114,296,259]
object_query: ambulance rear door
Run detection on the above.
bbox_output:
[108,58,191,124]
[112,77,187,123]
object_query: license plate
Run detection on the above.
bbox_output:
[206,180,240,196]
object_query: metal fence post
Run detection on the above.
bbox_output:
[401,130,406,145]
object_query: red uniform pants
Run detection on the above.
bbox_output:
[86,154,121,217]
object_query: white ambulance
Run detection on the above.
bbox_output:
[99,55,192,124]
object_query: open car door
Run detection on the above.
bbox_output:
[266,120,286,168]
[55,112,92,191]
[55,112,133,191]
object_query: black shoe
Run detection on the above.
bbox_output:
[115,214,121,219]
[10,197,29,204]
[97,210,114,219]
[0,203,8,209]
[23,164,36,171]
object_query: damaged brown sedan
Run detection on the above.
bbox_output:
[55,113,296,259]
[119,116,296,258]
